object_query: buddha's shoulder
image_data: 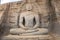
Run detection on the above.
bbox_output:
[20,11,39,17]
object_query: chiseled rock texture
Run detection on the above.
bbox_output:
[0,0,60,40]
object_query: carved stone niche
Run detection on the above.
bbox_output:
[1,0,52,40]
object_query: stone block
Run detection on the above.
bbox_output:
[1,35,52,40]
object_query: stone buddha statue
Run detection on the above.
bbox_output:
[10,0,48,36]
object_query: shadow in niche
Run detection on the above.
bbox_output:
[47,0,58,34]
[0,24,4,36]
[23,17,25,26]
[53,21,60,35]
[0,24,10,36]
[0,24,10,40]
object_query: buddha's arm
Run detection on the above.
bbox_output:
[19,15,25,28]
[33,15,40,29]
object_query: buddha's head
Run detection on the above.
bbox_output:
[26,3,33,11]
[26,0,36,3]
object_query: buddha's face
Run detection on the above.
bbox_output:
[26,4,32,11]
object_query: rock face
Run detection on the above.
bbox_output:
[0,0,60,40]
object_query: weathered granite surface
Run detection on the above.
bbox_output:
[1,35,52,40]
[0,0,60,40]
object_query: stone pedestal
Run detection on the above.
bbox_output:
[1,35,52,40]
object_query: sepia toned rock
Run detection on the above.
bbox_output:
[0,0,60,40]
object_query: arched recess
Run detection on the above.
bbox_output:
[47,0,57,34]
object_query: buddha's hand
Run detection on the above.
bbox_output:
[33,24,39,29]
[33,26,37,29]
[22,27,28,30]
